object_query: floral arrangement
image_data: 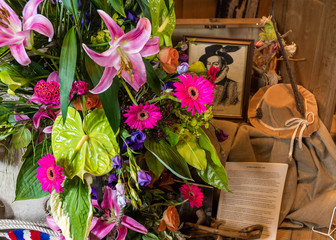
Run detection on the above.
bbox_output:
[0,0,229,240]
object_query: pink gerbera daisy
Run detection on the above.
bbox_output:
[173,73,213,115]
[124,103,162,130]
[180,184,204,208]
[36,153,65,193]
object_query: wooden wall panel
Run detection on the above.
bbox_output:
[273,0,336,129]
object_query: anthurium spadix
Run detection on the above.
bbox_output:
[0,0,54,66]
[82,10,160,94]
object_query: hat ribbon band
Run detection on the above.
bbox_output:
[285,112,315,160]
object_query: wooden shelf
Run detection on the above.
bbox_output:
[175,18,261,28]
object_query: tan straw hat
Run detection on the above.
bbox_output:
[248,84,319,139]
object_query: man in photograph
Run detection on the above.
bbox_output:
[199,45,241,106]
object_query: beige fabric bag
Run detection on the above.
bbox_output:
[206,84,336,228]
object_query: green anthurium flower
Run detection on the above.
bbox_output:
[52,107,119,179]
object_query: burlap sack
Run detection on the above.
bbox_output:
[205,118,336,228]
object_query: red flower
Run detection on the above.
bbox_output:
[180,184,204,208]
[206,66,220,89]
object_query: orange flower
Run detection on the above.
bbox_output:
[158,206,180,232]
[73,93,103,111]
[159,47,179,74]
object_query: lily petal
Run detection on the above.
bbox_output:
[90,221,115,240]
[46,216,61,232]
[121,216,148,234]
[0,32,25,48]
[43,125,53,133]
[33,108,51,129]
[9,42,30,66]
[47,71,59,82]
[83,43,120,68]
[22,0,44,22]
[101,186,120,216]
[90,67,117,94]
[140,36,160,57]
[121,53,146,92]
[0,0,21,30]
[116,226,127,240]
[119,18,151,54]
[23,14,54,41]
[97,10,124,41]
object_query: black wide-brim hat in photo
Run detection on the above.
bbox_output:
[199,45,240,66]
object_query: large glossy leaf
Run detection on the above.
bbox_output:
[148,0,175,47]
[197,156,230,192]
[50,176,92,240]
[52,107,119,179]
[144,139,192,180]
[145,151,164,177]
[59,27,77,123]
[143,59,161,95]
[198,128,222,166]
[62,0,78,16]
[12,126,31,149]
[85,56,120,133]
[108,0,125,17]
[136,0,151,22]
[15,139,51,201]
[0,70,30,95]
[176,131,207,170]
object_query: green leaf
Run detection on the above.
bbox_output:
[149,0,176,47]
[12,126,31,149]
[62,0,78,16]
[15,139,51,201]
[163,127,181,146]
[0,70,29,95]
[143,232,160,240]
[197,158,230,192]
[145,151,164,177]
[144,139,192,181]
[143,59,161,95]
[50,176,92,240]
[90,0,110,12]
[52,107,119,179]
[109,0,125,17]
[29,61,51,76]
[59,27,77,124]
[85,55,120,133]
[197,128,221,166]
[176,131,207,170]
[136,0,151,22]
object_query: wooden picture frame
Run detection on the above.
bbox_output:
[185,35,253,121]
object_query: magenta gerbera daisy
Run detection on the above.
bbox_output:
[173,73,213,115]
[36,153,65,194]
[180,184,204,208]
[124,103,162,130]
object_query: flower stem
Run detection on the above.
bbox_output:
[121,81,137,105]
[87,42,110,47]
[147,94,180,104]
[31,47,60,60]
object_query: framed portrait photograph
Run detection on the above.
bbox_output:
[185,35,254,120]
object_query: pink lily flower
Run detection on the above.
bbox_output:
[90,186,148,240]
[82,10,159,94]
[0,0,54,65]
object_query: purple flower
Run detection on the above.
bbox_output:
[123,131,146,151]
[215,129,229,142]
[177,62,190,74]
[124,10,138,23]
[112,155,123,170]
[137,170,151,187]
[179,53,189,62]
[181,44,188,51]
[108,173,118,189]
[91,187,97,200]
[161,81,176,91]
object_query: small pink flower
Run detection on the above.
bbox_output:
[124,103,162,131]
[36,153,64,193]
[180,184,204,208]
[173,74,213,116]
[206,66,220,89]
[34,80,60,105]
